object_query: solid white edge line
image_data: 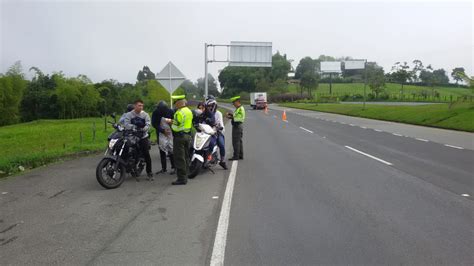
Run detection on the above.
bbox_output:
[415,138,429,142]
[444,144,464,150]
[299,126,314,134]
[210,161,238,266]
[345,146,393,166]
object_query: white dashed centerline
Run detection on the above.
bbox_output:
[374,129,383,132]
[299,126,314,134]
[345,146,393,166]
[444,144,464,150]
[392,133,403,137]
[415,138,429,142]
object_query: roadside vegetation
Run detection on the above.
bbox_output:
[280,102,474,132]
[0,117,119,177]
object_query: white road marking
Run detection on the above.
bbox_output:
[212,196,219,199]
[349,124,355,126]
[444,144,464,150]
[360,126,367,129]
[415,138,429,142]
[210,161,238,266]
[392,133,403,137]
[374,129,383,132]
[345,146,393,166]
[299,127,314,134]
[1,192,8,195]
[461,194,470,197]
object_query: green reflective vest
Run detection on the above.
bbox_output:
[172,106,193,133]
[233,105,246,123]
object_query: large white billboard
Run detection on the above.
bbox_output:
[344,60,366,70]
[320,61,341,73]
[229,41,272,67]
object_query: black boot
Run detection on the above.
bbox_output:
[172,180,187,185]
[219,161,228,169]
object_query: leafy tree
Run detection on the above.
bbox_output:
[21,67,58,121]
[391,62,411,93]
[366,63,385,98]
[268,52,291,82]
[197,74,220,97]
[181,79,200,98]
[0,61,27,125]
[432,69,449,85]
[411,60,424,82]
[137,66,156,82]
[451,67,466,85]
[295,57,317,80]
[300,71,320,97]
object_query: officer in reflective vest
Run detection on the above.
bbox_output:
[226,96,246,160]
[169,95,193,185]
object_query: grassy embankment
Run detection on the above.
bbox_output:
[280,102,474,132]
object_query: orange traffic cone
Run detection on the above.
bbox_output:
[282,110,287,121]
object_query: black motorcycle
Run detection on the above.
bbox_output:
[96,115,146,189]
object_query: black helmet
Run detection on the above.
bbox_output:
[126,104,134,112]
[157,100,167,108]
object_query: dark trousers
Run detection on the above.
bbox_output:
[173,134,192,181]
[159,149,175,171]
[139,138,152,173]
[232,124,243,159]
[217,133,226,160]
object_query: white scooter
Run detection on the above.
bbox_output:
[188,123,219,179]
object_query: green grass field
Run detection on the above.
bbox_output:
[280,102,474,132]
[288,83,473,100]
[0,117,125,176]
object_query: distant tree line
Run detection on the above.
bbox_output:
[0,62,215,126]
[217,52,470,101]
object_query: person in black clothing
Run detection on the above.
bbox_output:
[152,101,176,175]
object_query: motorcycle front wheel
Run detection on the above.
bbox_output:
[188,159,202,179]
[96,158,126,189]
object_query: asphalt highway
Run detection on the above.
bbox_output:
[1,106,473,265]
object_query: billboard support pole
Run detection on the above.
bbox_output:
[329,73,333,95]
[204,43,209,99]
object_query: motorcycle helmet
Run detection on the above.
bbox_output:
[205,98,217,113]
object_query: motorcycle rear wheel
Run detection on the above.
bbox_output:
[188,160,202,179]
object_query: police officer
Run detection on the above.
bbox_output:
[227,96,245,160]
[169,95,193,185]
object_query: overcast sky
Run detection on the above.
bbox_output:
[1,0,472,85]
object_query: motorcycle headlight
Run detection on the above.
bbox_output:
[195,135,206,148]
[109,139,118,149]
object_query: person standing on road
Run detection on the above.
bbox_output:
[227,96,245,161]
[152,101,176,175]
[123,99,153,180]
[167,95,193,185]
[207,97,227,169]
